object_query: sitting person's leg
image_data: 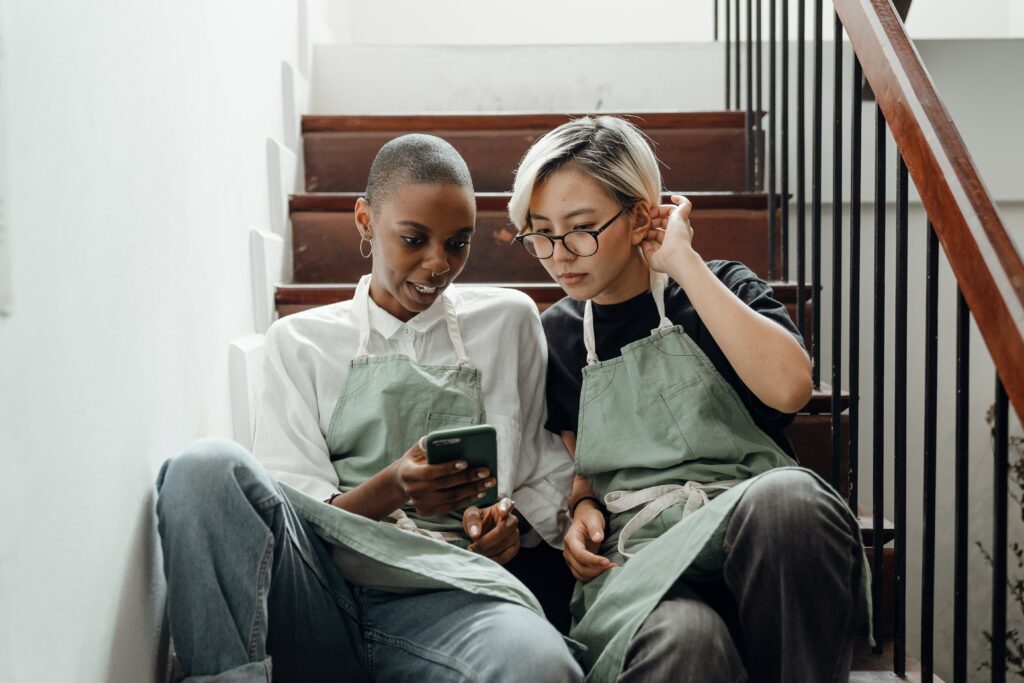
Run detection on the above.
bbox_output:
[504,541,576,634]
[360,587,583,683]
[156,437,367,682]
[618,584,747,683]
[723,468,863,683]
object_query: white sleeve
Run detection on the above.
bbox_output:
[252,320,340,502]
[507,299,574,548]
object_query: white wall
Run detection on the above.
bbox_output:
[308,0,1024,45]
[0,1,305,680]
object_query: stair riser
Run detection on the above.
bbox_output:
[785,414,850,499]
[304,128,757,193]
[291,207,782,284]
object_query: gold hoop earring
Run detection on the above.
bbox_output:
[359,236,372,259]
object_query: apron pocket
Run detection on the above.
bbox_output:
[661,376,744,463]
[425,412,478,434]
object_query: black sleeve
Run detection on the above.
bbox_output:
[540,302,583,435]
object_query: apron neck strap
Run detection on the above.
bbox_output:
[441,290,472,367]
[354,274,471,367]
[583,270,673,365]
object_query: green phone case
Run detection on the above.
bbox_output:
[425,424,498,507]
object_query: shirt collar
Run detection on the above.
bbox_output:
[365,289,448,340]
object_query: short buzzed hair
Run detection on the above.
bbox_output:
[365,134,474,208]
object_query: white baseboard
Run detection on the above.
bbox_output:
[282,61,310,153]
[266,137,298,238]
[249,228,284,334]
[228,333,266,450]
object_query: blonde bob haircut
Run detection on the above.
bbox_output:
[508,116,662,234]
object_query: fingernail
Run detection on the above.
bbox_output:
[476,470,488,479]
[477,492,485,499]
[453,461,467,470]
[470,525,479,537]
[484,479,495,488]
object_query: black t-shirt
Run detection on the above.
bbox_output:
[541,260,805,458]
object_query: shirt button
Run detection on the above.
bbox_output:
[404,328,411,336]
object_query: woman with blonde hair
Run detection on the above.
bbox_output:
[509,116,870,682]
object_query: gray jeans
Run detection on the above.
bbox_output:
[156,438,582,682]
[618,469,864,683]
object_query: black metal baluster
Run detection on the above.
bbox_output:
[781,0,790,280]
[746,0,755,190]
[954,288,970,682]
[894,154,909,677]
[768,0,778,279]
[756,0,763,187]
[921,222,938,682]
[735,0,742,109]
[849,54,862,511]
[831,11,843,491]
[811,0,823,388]
[993,377,1009,683]
[796,0,806,339]
[871,103,886,654]
[726,0,732,108]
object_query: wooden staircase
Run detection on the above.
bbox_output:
[282,111,904,676]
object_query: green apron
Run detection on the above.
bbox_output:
[568,272,871,682]
[280,274,542,614]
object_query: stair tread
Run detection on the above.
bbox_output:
[851,638,942,681]
[303,111,760,133]
[857,504,896,545]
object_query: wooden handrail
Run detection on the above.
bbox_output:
[836,0,1024,416]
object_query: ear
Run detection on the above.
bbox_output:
[628,201,652,246]
[354,197,373,239]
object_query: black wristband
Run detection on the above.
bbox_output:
[570,495,602,518]
[326,492,343,506]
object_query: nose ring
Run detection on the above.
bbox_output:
[430,267,450,279]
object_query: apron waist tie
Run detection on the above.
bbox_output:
[385,509,461,543]
[605,480,746,558]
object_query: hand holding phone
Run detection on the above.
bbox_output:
[391,435,495,517]
[425,425,499,507]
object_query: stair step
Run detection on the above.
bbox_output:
[302,112,761,193]
[289,191,783,284]
[851,633,940,681]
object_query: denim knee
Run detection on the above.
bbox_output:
[157,437,281,525]
[622,596,746,683]
[730,469,857,556]
[481,609,582,682]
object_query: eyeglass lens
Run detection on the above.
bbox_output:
[519,231,599,259]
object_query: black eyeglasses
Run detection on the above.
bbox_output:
[514,205,630,259]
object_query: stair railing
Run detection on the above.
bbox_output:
[719,0,1024,679]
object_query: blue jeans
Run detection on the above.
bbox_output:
[156,438,582,682]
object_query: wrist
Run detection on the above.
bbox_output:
[665,246,705,288]
[570,495,602,518]
[383,460,409,508]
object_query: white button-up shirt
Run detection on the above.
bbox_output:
[253,285,573,547]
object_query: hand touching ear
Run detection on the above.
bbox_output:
[642,195,695,273]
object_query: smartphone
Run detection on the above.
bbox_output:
[425,424,498,507]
